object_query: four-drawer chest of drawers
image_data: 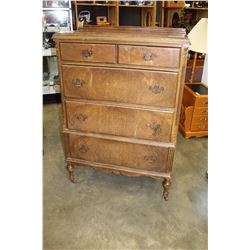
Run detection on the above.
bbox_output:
[53,26,189,201]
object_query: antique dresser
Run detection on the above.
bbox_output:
[53,26,189,201]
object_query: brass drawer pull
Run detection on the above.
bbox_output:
[204,101,208,105]
[149,85,164,94]
[72,79,85,87]
[82,49,93,58]
[144,155,157,164]
[199,117,207,121]
[148,123,161,136]
[79,145,88,153]
[76,113,87,122]
[143,52,152,61]
[202,110,208,114]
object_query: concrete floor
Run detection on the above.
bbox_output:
[43,103,208,250]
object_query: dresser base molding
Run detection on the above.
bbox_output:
[179,123,208,139]
[66,158,172,199]
[66,157,171,179]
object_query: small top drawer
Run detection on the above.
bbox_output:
[118,45,180,68]
[60,43,116,64]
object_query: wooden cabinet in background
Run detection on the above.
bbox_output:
[53,26,189,201]
[179,82,208,138]
[72,0,157,29]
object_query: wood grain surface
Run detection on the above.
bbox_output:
[60,43,116,63]
[62,65,178,107]
[66,100,173,142]
[118,45,180,68]
[69,134,169,172]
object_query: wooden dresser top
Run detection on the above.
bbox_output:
[53,26,190,47]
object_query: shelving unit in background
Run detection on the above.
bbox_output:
[160,0,185,27]
[72,1,157,29]
[119,1,156,27]
[160,1,208,29]
[160,1,208,82]
[42,0,73,97]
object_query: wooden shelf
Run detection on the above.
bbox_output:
[73,0,157,28]
[119,4,154,8]
[161,6,183,9]
[185,7,208,10]
[76,3,116,7]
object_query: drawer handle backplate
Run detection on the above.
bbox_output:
[149,85,164,94]
[148,123,161,136]
[144,155,157,164]
[143,52,152,61]
[72,79,85,87]
[202,110,208,114]
[82,49,93,58]
[76,113,87,122]
[79,145,89,153]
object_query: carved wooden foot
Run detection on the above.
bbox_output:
[67,163,75,183]
[162,178,172,201]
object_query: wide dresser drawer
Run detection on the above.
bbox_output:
[118,45,180,68]
[66,100,173,142]
[68,134,170,172]
[62,66,178,107]
[60,43,116,63]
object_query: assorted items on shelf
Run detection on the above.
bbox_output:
[42,0,73,96]
[160,1,208,30]
[43,0,73,33]
[96,16,110,25]
[72,0,156,29]
[119,1,154,6]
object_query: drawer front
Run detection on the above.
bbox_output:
[66,101,173,142]
[69,134,169,172]
[62,66,178,107]
[191,123,208,131]
[193,107,208,116]
[60,43,116,63]
[195,97,208,107]
[191,115,208,124]
[118,45,180,68]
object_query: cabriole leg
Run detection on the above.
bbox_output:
[67,162,75,183]
[162,178,172,201]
